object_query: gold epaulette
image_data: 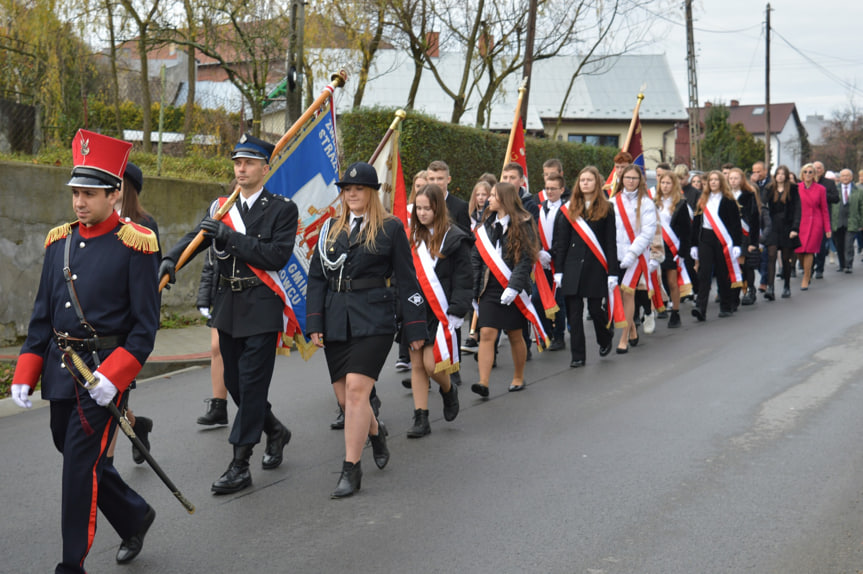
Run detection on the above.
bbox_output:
[116,220,160,254]
[44,222,76,248]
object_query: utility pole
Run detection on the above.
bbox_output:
[685,0,702,169]
[285,0,305,128]
[520,0,538,130]
[765,3,771,171]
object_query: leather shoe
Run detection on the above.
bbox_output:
[331,460,362,499]
[508,383,525,392]
[471,383,489,397]
[548,338,565,351]
[212,445,253,494]
[691,308,705,322]
[599,343,612,357]
[368,426,390,469]
[718,310,733,318]
[569,360,585,368]
[616,345,628,355]
[116,505,155,563]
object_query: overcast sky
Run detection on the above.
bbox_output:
[638,0,862,121]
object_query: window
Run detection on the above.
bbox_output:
[568,134,620,147]
[752,107,765,115]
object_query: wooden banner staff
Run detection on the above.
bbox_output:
[158,70,349,292]
[621,92,645,155]
[368,109,406,164]
[470,78,529,338]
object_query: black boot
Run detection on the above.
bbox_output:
[331,460,362,499]
[131,416,153,465]
[764,285,775,301]
[440,382,460,422]
[741,286,756,305]
[406,408,431,438]
[197,398,228,426]
[667,309,681,328]
[262,410,292,470]
[782,280,791,298]
[369,424,390,468]
[330,405,345,430]
[211,444,253,494]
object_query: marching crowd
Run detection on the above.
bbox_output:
[9,128,862,572]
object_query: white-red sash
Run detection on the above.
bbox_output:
[660,218,693,298]
[560,208,627,328]
[703,201,744,287]
[411,238,459,374]
[537,189,547,202]
[535,202,559,318]
[614,194,654,295]
[474,225,549,349]
[216,198,304,352]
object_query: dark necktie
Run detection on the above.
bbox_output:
[492,222,503,244]
[242,201,250,218]
[350,216,364,243]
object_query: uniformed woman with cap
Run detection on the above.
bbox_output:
[306,162,428,499]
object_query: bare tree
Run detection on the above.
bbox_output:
[118,0,162,152]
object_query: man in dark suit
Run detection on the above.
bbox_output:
[160,134,298,494]
[832,168,856,272]
[501,161,539,220]
[750,161,771,290]
[426,160,469,384]
[813,161,839,278]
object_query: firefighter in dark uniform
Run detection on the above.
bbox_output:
[10,129,160,572]
[160,134,298,494]
[306,162,428,498]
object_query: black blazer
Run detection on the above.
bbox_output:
[552,208,618,298]
[167,188,298,338]
[306,217,428,344]
[691,196,743,248]
[445,193,471,234]
[763,184,799,247]
[471,216,537,299]
[736,190,760,249]
[421,225,473,325]
[662,198,692,258]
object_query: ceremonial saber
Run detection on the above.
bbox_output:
[61,347,196,514]
[368,109,406,164]
[158,70,349,292]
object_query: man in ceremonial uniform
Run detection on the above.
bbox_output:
[11,129,160,572]
[160,134,298,494]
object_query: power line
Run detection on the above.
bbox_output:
[772,28,863,98]
[639,5,761,35]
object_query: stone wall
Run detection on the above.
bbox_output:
[0,161,227,344]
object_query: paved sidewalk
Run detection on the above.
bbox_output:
[0,325,212,417]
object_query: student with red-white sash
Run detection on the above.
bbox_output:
[727,167,761,308]
[654,171,692,328]
[552,166,619,367]
[610,164,658,354]
[470,182,542,396]
[535,173,567,350]
[404,184,470,438]
[689,170,744,321]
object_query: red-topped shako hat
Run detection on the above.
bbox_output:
[67,129,133,189]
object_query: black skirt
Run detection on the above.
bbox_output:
[477,273,527,332]
[323,333,393,383]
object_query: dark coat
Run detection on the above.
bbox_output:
[471,216,537,299]
[552,207,619,298]
[662,198,692,262]
[195,246,218,309]
[306,217,428,344]
[15,212,160,399]
[691,196,743,248]
[419,225,473,331]
[763,184,799,247]
[519,188,540,220]
[166,188,298,338]
[445,193,471,234]
[736,190,760,249]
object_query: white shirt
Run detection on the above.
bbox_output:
[240,187,264,212]
[349,211,366,232]
[702,192,722,230]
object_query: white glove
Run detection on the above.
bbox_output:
[447,314,464,329]
[648,259,659,274]
[11,384,32,409]
[553,273,563,288]
[731,246,741,258]
[500,287,518,306]
[88,372,118,407]
[620,253,636,269]
[690,246,699,261]
[539,250,552,269]
[607,276,619,289]
[198,306,212,319]
[472,299,480,315]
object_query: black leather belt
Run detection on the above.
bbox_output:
[54,333,126,353]
[219,275,263,292]
[328,277,388,293]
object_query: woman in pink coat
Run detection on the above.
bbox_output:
[791,163,831,290]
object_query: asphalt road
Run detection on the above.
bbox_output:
[2,271,863,574]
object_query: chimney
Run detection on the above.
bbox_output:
[730,99,740,107]
[425,32,439,59]
[704,101,712,108]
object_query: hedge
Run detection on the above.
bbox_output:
[338,107,617,200]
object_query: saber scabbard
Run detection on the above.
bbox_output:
[62,347,196,514]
